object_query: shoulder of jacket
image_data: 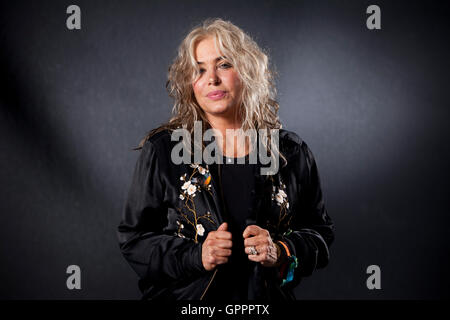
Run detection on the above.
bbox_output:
[279,129,304,152]
[137,129,174,166]
[141,128,172,150]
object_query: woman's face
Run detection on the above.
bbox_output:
[192,36,243,122]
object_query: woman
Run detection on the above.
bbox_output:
[117,18,334,300]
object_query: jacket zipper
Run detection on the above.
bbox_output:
[199,162,226,300]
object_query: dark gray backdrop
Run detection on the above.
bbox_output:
[1,0,449,299]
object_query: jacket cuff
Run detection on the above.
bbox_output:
[183,241,208,277]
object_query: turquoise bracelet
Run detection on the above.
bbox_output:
[281,255,298,287]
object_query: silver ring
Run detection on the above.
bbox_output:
[249,246,258,255]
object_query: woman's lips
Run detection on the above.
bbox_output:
[207,90,226,100]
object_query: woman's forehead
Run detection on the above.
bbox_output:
[195,37,224,62]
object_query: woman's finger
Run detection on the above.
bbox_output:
[210,248,232,257]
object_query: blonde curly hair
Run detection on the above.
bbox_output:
[136,18,284,164]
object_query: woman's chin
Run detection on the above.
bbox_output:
[206,105,232,116]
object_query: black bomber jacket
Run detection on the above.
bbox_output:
[117,128,334,300]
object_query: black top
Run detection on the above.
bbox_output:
[204,153,257,301]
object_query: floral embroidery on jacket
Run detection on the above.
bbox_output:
[175,163,215,243]
[270,175,293,232]
[175,221,185,238]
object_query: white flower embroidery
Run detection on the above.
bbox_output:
[196,224,205,236]
[275,193,284,204]
[176,221,184,229]
[176,167,216,243]
[182,181,191,190]
[187,184,197,195]
[198,166,206,175]
[278,189,287,198]
[286,202,290,209]
[175,221,185,238]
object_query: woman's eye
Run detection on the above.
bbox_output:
[219,63,232,69]
[199,68,206,74]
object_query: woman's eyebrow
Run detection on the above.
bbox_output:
[197,56,226,64]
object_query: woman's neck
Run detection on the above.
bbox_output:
[207,117,250,158]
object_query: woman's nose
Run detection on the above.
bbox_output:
[207,69,220,85]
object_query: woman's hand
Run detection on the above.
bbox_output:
[243,225,280,267]
[202,222,233,271]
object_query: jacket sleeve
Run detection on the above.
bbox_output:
[280,141,334,289]
[117,140,207,287]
